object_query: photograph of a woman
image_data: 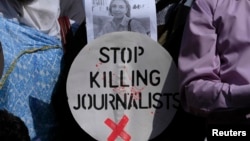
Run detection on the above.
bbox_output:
[97,0,148,37]
[85,0,157,42]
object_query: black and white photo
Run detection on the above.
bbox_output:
[84,0,157,42]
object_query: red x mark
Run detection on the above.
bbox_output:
[105,115,131,141]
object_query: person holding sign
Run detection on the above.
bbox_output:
[97,0,148,37]
[178,0,250,135]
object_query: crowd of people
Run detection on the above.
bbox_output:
[2,0,249,140]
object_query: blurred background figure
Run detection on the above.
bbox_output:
[0,109,31,141]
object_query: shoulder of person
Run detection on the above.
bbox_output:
[129,18,143,25]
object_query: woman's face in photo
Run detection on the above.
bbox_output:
[110,0,128,18]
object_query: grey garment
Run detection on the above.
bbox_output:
[0,0,22,19]
[60,0,85,24]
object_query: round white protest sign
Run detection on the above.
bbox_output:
[67,31,179,141]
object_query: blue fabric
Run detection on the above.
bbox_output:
[0,16,63,140]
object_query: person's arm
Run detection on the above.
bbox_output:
[178,0,250,116]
